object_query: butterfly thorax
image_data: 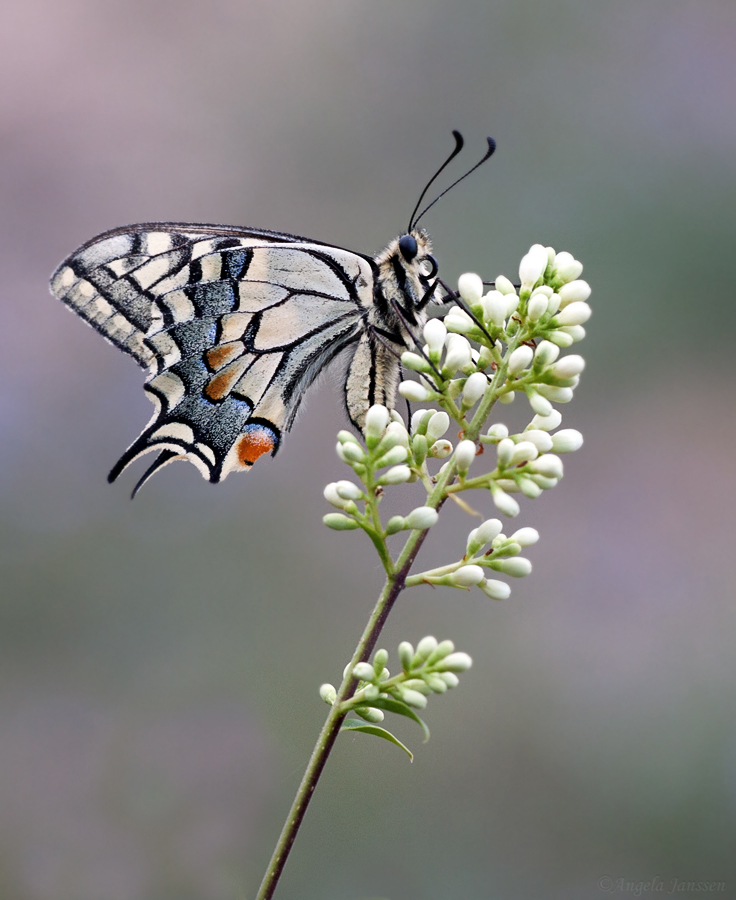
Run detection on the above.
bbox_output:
[371,228,437,336]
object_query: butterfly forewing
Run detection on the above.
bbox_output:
[51,224,376,487]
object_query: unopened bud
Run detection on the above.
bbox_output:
[399,381,432,402]
[319,684,337,705]
[458,273,484,303]
[405,506,439,530]
[462,372,488,407]
[555,302,592,326]
[508,345,534,375]
[480,579,511,601]
[455,439,477,473]
[558,279,591,306]
[551,429,583,453]
[519,244,548,287]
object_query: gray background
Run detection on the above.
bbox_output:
[1,0,735,898]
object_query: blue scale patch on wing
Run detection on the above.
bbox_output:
[51,224,374,490]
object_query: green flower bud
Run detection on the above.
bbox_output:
[398,641,415,672]
[548,330,575,347]
[373,648,389,672]
[517,477,542,498]
[362,684,380,702]
[415,635,439,663]
[412,433,428,466]
[427,640,455,664]
[323,513,360,530]
[439,671,460,688]
[354,706,385,723]
[425,673,448,693]
[385,515,406,535]
[375,445,409,468]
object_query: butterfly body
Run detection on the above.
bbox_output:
[50,222,438,489]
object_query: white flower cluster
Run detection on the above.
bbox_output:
[407,517,537,601]
[320,637,472,722]
[323,404,440,534]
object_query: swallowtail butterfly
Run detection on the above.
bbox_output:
[50,132,495,494]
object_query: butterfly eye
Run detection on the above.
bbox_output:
[398,234,418,262]
[420,254,438,279]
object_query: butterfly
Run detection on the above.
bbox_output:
[50,132,495,495]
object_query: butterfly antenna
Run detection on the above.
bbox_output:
[407,131,465,233]
[412,136,496,229]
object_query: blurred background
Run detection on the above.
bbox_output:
[1,0,735,898]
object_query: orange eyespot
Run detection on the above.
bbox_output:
[235,427,276,466]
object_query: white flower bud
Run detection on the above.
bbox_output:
[498,392,515,406]
[375,445,409,468]
[401,351,432,373]
[362,684,380,701]
[429,439,453,458]
[531,409,562,431]
[482,290,508,327]
[527,390,553,417]
[505,293,520,316]
[423,318,447,356]
[486,423,509,440]
[527,293,548,322]
[551,429,583,453]
[555,302,592,326]
[536,385,574,403]
[455,439,477,473]
[548,330,574,348]
[517,477,542,498]
[508,345,534,374]
[491,485,520,517]
[561,325,586,343]
[495,275,516,294]
[558,279,591,307]
[411,408,435,434]
[353,662,376,682]
[337,441,365,463]
[519,244,548,287]
[401,689,428,709]
[529,473,558,489]
[364,405,390,441]
[466,527,480,554]
[549,355,586,379]
[405,506,439,530]
[496,438,515,467]
[382,420,409,448]
[462,371,488,407]
[546,246,556,266]
[480,579,511,601]
[458,273,484,303]
[442,335,473,374]
[493,557,532,577]
[399,381,432,402]
[451,565,485,587]
[439,651,473,672]
[496,479,518,492]
[521,429,553,453]
[510,441,538,464]
[510,527,539,546]
[445,309,475,334]
[420,410,450,443]
[323,482,345,507]
[335,480,363,500]
[319,683,337,705]
[378,465,412,485]
[476,518,503,545]
[554,252,583,283]
[534,340,560,366]
[546,293,561,316]
[531,454,564,478]
[414,636,438,663]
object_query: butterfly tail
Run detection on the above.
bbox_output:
[128,450,180,498]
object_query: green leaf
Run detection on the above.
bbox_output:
[367,696,430,742]
[341,720,414,761]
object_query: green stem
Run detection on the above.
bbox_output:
[255,499,451,899]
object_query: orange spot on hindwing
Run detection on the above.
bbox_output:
[235,425,277,467]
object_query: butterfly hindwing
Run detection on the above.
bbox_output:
[51,224,375,486]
